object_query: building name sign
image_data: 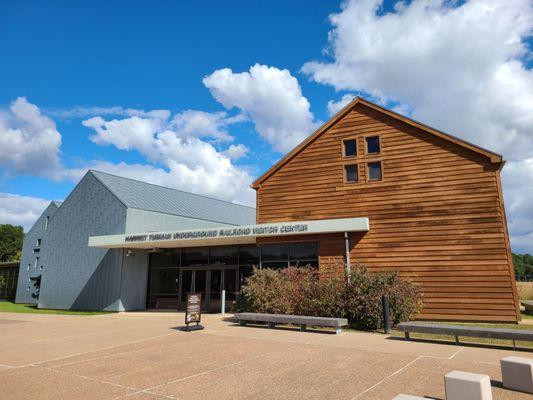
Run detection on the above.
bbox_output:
[124,223,309,244]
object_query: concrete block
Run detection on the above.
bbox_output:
[501,356,533,393]
[392,395,427,399]
[444,370,492,400]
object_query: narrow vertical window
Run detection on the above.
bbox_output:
[343,139,357,157]
[367,161,383,181]
[366,136,381,154]
[34,257,39,269]
[344,164,358,183]
[44,216,49,230]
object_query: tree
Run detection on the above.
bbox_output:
[0,275,5,292]
[513,253,533,281]
[0,224,24,262]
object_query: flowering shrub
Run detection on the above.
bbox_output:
[240,264,422,331]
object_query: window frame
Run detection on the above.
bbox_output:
[365,135,381,155]
[366,161,383,182]
[343,163,359,184]
[342,138,358,158]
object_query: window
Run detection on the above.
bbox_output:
[34,257,39,269]
[44,216,49,230]
[259,243,318,269]
[343,139,357,157]
[344,164,358,183]
[36,239,41,247]
[367,161,383,181]
[181,247,208,266]
[366,136,381,154]
[210,246,238,265]
[27,264,30,272]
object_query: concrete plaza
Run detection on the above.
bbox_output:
[0,311,531,400]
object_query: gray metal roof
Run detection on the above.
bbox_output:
[89,170,256,226]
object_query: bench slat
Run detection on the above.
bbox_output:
[234,313,348,327]
[397,322,533,341]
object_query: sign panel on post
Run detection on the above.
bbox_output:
[185,293,202,327]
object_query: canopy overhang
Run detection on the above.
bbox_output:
[88,217,369,249]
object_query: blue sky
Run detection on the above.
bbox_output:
[0,0,532,252]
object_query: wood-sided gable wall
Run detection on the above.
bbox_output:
[255,103,519,322]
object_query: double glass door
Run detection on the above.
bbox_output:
[179,267,237,312]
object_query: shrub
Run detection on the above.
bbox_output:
[240,264,422,331]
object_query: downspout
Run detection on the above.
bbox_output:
[344,232,351,283]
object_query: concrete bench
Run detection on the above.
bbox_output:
[392,395,427,399]
[233,312,348,334]
[501,356,533,393]
[444,370,492,400]
[397,322,533,350]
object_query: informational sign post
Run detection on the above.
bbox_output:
[184,293,203,331]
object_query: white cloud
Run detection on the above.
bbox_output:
[80,114,255,205]
[0,97,62,177]
[303,0,533,252]
[0,192,51,231]
[327,93,356,115]
[170,110,246,142]
[222,144,249,160]
[203,64,319,153]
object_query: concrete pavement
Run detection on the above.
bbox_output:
[0,311,532,399]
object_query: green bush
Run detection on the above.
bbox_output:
[240,264,422,331]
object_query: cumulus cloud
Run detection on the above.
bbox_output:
[80,113,255,205]
[47,105,171,120]
[303,0,533,252]
[203,64,319,153]
[0,192,52,231]
[222,144,249,160]
[327,93,356,115]
[0,97,62,177]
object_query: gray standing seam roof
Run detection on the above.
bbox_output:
[89,170,256,226]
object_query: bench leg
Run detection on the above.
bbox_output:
[512,340,516,350]
[454,335,460,345]
[300,324,307,332]
[268,322,276,329]
[336,327,342,335]
[405,332,410,340]
[239,320,246,327]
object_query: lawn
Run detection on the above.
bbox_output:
[391,314,533,349]
[0,301,114,315]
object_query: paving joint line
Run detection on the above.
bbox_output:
[351,355,424,399]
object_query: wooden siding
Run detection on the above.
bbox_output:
[255,103,519,322]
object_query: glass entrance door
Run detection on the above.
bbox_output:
[179,267,237,312]
[180,269,207,311]
[209,268,238,312]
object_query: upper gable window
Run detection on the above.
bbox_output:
[44,216,49,231]
[367,161,383,181]
[343,139,357,158]
[366,136,381,154]
[344,164,359,183]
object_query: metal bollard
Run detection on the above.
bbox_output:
[221,290,226,315]
[382,294,391,334]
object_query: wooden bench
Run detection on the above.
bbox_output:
[233,312,348,334]
[397,321,533,350]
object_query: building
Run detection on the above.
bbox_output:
[16,97,520,322]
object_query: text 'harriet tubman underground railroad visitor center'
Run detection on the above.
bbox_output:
[16,97,520,322]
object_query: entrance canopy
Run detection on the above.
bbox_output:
[88,217,369,249]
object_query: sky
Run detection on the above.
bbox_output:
[0,0,532,253]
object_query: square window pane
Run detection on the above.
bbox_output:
[239,245,260,265]
[289,243,318,260]
[344,164,358,182]
[343,139,357,157]
[366,136,380,154]
[368,161,382,181]
[181,247,208,266]
[210,246,238,265]
[261,245,288,261]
